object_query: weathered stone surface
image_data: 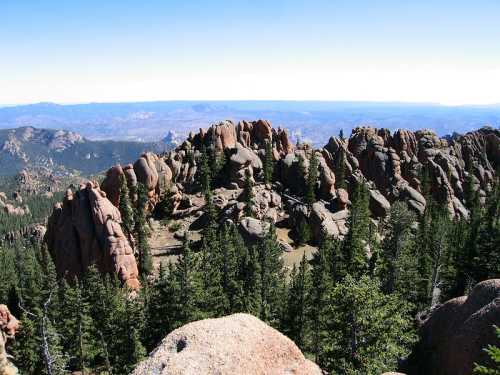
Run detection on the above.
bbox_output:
[45,182,140,289]
[238,217,270,242]
[369,189,391,217]
[0,304,19,375]
[409,279,500,375]
[131,313,322,375]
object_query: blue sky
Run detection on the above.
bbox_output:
[1,0,499,104]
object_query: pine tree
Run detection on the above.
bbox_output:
[243,170,255,217]
[305,152,319,205]
[173,238,204,326]
[238,244,261,316]
[474,326,500,375]
[199,146,212,194]
[258,224,285,325]
[134,183,153,277]
[284,254,309,348]
[143,262,177,350]
[336,150,347,189]
[219,224,242,313]
[264,140,274,185]
[378,202,418,297]
[322,275,416,374]
[308,235,333,362]
[118,173,135,235]
[342,181,371,279]
[57,279,99,373]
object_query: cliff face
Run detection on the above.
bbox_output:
[45,182,140,289]
[44,120,499,286]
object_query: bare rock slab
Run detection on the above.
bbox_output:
[131,313,322,375]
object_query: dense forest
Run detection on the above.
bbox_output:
[1,143,499,375]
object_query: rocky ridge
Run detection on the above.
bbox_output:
[44,120,499,288]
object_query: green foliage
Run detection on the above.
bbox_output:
[119,173,135,234]
[342,181,371,279]
[243,171,255,217]
[134,182,153,277]
[283,254,310,348]
[336,150,347,189]
[322,275,416,375]
[305,152,319,205]
[264,140,275,184]
[258,224,285,325]
[377,202,418,299]
[474,326,500,375]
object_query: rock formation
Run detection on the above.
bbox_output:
[45,182,140,289]
[408,279,500,375]
[131,313,322,375]
[45,119,499,283]
[0,305,19,375]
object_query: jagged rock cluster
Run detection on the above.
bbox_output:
[0,304,19,375]
[45,182,140,289]
[131,313,321,375]
[408,279,500,375]
[44,119,498,287]
[0,191,30,217]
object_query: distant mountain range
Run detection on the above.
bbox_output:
[1,101,499,145]
[0,126,169,176]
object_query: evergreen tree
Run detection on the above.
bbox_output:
[264,140,274,185]
[199,146,212,194]
[336,150,347,189]
[134,183,153,277]
[378,202,418,297]
[118,173,135,235]
[305,152,319,205]
[173,239,204,326]
[258,224,285,325]
[474,326,500,375]
[322,275,415,374]
[342,181,371,279]
[307,235,333,362]
[243,170,255,217]
[57,280,99,373]
[284,254,309,348]
[143,262,177,350]
[238,244,261,316]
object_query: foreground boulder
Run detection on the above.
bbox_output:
[0,304,20,375]
[131,313,322,375]
[408,279,500,375]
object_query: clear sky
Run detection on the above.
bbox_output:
[1,0,499,105]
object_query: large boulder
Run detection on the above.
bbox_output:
[131,313,322,375]
[408,279,500,375]
[238,217,270,242]
[369,189,391,217]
